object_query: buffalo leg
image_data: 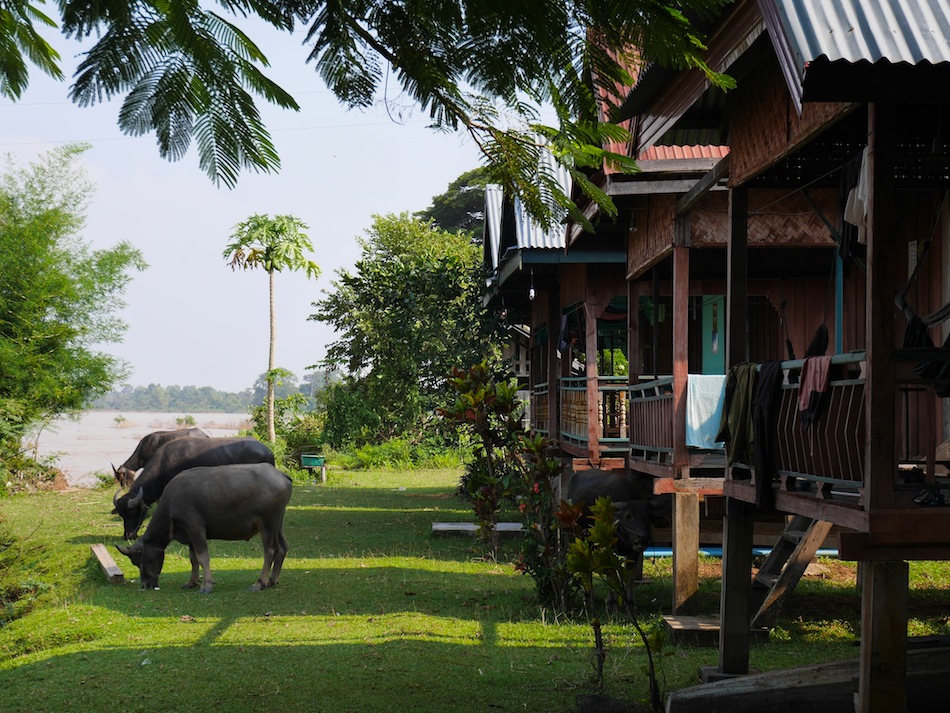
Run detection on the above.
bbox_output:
[268,529,289,586]
[185,535,214,594]
[251,526,287,591]
[183,546,201,589]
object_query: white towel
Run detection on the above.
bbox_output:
[686,374,726,449]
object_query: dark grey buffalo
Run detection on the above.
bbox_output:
[567,468,669,611]
[112,436,275,540]
[116,462,292,593]
[113,428,209,488]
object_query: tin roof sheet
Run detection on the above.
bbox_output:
[765,0,950,67]
[761,0,950,107]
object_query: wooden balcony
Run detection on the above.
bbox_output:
[724,352,868,527]
[629,377,675,464]
[530,381,549,437]
[628,376,727,488]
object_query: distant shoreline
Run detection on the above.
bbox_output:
[29,411,253,488]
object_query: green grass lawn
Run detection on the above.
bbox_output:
[1,468,948,713]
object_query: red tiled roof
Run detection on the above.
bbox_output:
[637,145,730,161]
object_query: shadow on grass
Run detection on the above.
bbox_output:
[0,637,616,713]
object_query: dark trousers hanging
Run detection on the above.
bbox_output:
[753,360,784,511]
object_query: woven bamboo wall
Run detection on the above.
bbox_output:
[628,195,675,278]
[729,59,853,187]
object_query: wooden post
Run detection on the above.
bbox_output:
[855,101,906,713]
[672,241,690,474]
[718,185,752,675]
[548,288,561,444]
[857,560,909,713]
[673,491,700,613]
[864,102,898,512]
[718,497,754,675]
[726,186,749,368]
[671,233,699,613]
[586,296,603,462]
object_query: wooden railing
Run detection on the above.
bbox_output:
[729,352,867,492]
[558,376,629,454]
[629,377,675,462]
[530,381,549,436]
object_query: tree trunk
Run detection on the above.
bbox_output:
[267,269,276,443]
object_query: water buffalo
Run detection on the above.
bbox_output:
[112,427,209,488]
[112,436,275,540]
[115,462,292,593]
[567,468,669,612]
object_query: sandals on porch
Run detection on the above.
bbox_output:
[913,486,945,506]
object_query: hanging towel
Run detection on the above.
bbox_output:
[844,147,869,244]
[799,355,833,429]
[686,374,726,449]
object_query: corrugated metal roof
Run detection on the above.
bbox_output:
[767,0,950,67]
[761,0,950,108]
[483,185,504,273]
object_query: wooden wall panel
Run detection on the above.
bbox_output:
[728,57,854,187]
[628,195,675,278]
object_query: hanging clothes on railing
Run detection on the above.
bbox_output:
[686,375,727,449]
[716,363,757,468]
[753,361,785,511]
[799,355,833,430]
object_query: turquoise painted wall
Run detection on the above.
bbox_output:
[702,296,726,375]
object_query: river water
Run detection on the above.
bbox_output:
[25,411,253,488]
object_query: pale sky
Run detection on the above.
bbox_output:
[1,22,483,393]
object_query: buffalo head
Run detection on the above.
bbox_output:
[112,487,148,540]
[613,500,654,556]
[116,538,165,589]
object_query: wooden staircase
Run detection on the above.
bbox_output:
[750,514,834,629]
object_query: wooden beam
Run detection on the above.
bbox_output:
[654,477,727,496]
[630,459,677,479]
[90,543,124,584]
[608,179,718,196]
[669,645,950,713]
[840,532,950,561]
[676,155,731,215]
[725,480,871,533]
[634,158,723,174]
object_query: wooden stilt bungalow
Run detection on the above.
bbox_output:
[486,1,950,710]
[611,1,950,711]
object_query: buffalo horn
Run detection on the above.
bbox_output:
[113,488,122,507]
[116,544,132,556]
[128,488,144,508]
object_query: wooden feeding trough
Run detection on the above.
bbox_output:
[301,454,327,483]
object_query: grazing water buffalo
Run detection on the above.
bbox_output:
[115,462,292,593]
[567,468,670,611]
[113,428,209,488]
[112,436,275,540]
